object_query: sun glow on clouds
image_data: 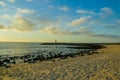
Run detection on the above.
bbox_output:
[10,15,35,32]
[0,0,120,42]
[0,1,6,6]
[8,0,16,3]
[69,16,91,26]
[76,9,96,15]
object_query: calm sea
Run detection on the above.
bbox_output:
[0,42,79,56]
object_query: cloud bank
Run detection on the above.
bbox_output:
[9,15,36,32]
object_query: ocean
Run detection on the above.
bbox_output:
[0,42,82,57]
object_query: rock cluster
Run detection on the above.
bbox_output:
[0,49,98,67]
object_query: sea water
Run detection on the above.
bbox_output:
[0,42,82,57]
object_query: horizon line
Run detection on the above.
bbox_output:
[0,41,120,44]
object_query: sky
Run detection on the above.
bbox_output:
[0,0,120,43]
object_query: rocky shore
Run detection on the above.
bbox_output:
[0,44,120,80]
[0,44,102,67]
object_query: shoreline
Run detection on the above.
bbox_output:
[0,44,103,67]
[0,44,120,80]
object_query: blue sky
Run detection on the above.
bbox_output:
[0,0,120,43]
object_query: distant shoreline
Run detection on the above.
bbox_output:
[0,42,120,44]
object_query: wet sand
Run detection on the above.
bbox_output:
[0,44,120,80]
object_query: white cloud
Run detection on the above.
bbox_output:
[2,14,11,20]
[40,26,93,35]
[26,0,33,2]
[8,0,16,3]
[17,8,34,14]
[76,10,95,15]
[42,0,51,3]
[100,7,113,18]
[0,14,37,32]
[69,16,91,26]
[10,15,35,32]
[40,26,62,34]
[116,20,120,24]
[0,1,6,6]
[58,6,69,11]
[101,7,113,14]
[76,10,87,14]
[88,21,96,25]
[48,5,53,8]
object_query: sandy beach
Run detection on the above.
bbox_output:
[0,44,120,80]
